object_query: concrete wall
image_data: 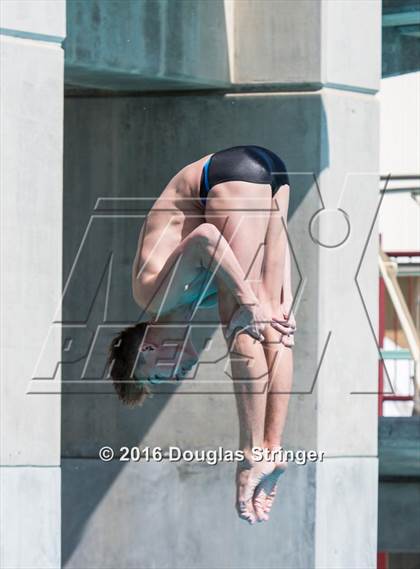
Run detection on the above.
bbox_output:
[61,85,379,569]
[60,1,381,568]
[0,0,65,567]
[382,0,420,77]
[63,459,316,569]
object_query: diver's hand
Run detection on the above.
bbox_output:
[226,303,269,342]
[271,305,296,347]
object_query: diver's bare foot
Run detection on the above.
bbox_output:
[235,453,287,525]
[236,462,257,525]
[253,459,287,522]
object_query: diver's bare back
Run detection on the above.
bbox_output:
[132,152,214,312]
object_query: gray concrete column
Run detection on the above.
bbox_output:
[0,1,65,567]
[61,88,379,568]
[61,1,381,568]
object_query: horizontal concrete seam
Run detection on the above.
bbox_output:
[227,86,378,97]
[67,67,375,96]
[323,82,379,95]
[63,82,323,97]
[64,85,379,99]
[227,82,378,95]
[0,27,65,46]
[225,89,323,96]
[64,90,320,99]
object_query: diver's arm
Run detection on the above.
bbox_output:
[133,223,261,315]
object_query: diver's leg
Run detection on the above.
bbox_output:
[260,185,293,446]
[204,180,272,524]
[253,185,294,520]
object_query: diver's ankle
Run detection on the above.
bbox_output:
[263,440,282,451]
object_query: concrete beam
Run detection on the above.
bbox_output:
[65,0,232,91]
[235,0,381,92]
[382,27,420,77]
[64,0,381,93]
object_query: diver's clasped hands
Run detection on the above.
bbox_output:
[226,301,296,346]
[272,303,296,347]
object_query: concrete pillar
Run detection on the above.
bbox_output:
[0,1,65,567]
[61,1,381,568]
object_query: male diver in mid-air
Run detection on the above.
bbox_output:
[108,145,296,525]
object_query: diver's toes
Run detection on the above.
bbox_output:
[253,491,268,522]
[237,499,256,525]
[238,508,256,525]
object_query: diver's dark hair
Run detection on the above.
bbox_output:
[107,322,152,407]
